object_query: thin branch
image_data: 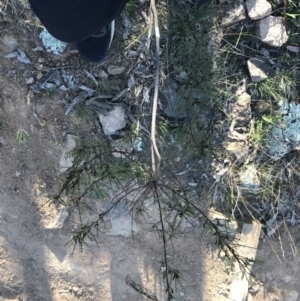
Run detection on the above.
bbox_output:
[150,0,161,178]
[126,275,158,301]
[154,185,173,301]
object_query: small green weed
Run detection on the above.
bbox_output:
[16,129,29,144]
[126,0,140,17]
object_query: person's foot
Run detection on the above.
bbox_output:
[76,20,115,63]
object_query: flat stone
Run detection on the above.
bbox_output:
[256,16,288,47]
[98,106,127,135]
[51,206,69,229]
[107,65,126,75]
[99,69,108,80]
[247,58,269,82]
[268,101,300,160]
[231,92,252,126]
[286,290,299,301]
[222,0,246,26]
[239,165,260,194]
[245,0,272,20]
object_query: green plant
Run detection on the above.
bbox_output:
[126,0,140,17]
[16,129,29,143]
[249,114,283,149]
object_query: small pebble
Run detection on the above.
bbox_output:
[287,290,299,301]
[35,63,44,70]
[107,65,125,75]
[36,72,43,80]
[99,69,108,80]
[179,292,184,297]
[282,275,292,284]
[26,77,34,84]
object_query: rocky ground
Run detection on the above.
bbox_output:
[0,0,300,300]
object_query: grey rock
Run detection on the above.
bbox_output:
[239,165,260,194]
[16,49,31,64]
[245,0,272,20]
[35,63,44,71]
[1,35,18,52]
[224,139,249,164]
[286,290,299,301]
[176,71,189,83]
[107,65,126,75]
[160,80,187,119]
[256,16,288,47]
[222,0,246,26]
[268,101,300,160]
[59,134,77,172]
[39,28,67,55]
[36,72,43,80]
[127,74,135,89]
[99,69,108,80]
[98,106,127,135]
[247,58,269,82]
[231,92,252,126]
[208,210,238,239]
[51,206,69,229]
[282,275,292,284]
[26,77,34,84]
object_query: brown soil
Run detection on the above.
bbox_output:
[0,16,299,301]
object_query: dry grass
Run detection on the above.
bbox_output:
[0,0,41,29]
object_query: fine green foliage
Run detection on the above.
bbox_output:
[49,1,260,299]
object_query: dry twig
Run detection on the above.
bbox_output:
[150,0,161,178]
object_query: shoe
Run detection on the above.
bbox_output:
[76,20,115,63]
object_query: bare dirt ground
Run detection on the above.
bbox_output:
[0,12,300,301]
